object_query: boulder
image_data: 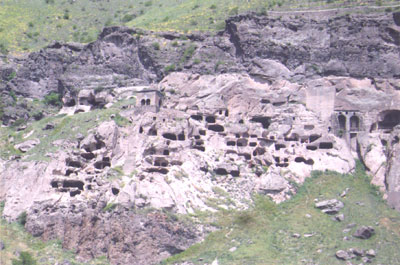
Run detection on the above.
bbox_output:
[315,199,344,214]
[14,139,40,153]
[335,250,353,260]
[353,226,375,239]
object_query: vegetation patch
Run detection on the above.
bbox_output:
[163,164,400,264]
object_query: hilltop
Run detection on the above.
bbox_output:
[0,0,399,53]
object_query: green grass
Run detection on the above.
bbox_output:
[0,0,398,53]
[163,164,400,264]
[0,98,132,161]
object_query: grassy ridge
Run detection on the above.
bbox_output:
[0,0,398,54]
[163,163,400,264]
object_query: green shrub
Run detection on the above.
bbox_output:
[214,60,223,72]
[152,42,160,50]
[17,211,27,226]
[9,90,17,101]
[145,1,152,7]
[122,14,135,23]
[210,4,217,9]
[180,44,196,63]
[7,71,16,81]
[12,251,37,265]
[229,7,239,16]
[43,92,62,106]
[0,201,5,213]
[11,118,25,128]
[164,64,176,74]
[215,21,226,31]
[0,43,8,54]
[171,41,178,47]
[112,113,129,127]
[102,203,117,212]
[94,86,106,94]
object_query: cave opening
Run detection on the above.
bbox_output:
[350,115,360,131]
[338,114,346,131]
[163,133,177,141]
[208,124,224,132]
[190,114,203,121]
[378,110,400,130]
[206,116,216,123]
[250,116,271,129]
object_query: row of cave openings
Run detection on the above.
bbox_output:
[337,110,400,133]
[51,178,120,197]
[140,98,162,107]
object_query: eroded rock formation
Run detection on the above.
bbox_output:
[1,10,400,265]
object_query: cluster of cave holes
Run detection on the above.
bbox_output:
[51,179,84,197]
[294,157,314,165]
[154,157,169,167]
[147,167,169,175]
[94,157,111,169]
[162,132,186,141]
[274,156,289,167]
[214,168,240,177]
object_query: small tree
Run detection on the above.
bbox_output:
[44,92,62,107]
[12,251,37,265]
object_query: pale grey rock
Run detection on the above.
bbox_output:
[353,226,375,239]
[366,249,376,257]
[14,139,40,153]
[336,250,353,260]
[315,199,344,214]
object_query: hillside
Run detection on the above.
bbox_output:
[1,4,400,265]
[0,0,399,53]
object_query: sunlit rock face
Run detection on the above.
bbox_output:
[1,11,400,265]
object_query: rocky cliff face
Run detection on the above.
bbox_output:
[1,11,400,265]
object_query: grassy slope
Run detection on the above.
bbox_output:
[0,0,398,54]
[164,163,400,265]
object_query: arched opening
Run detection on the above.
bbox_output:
[146,99,151,105]
[141,99,146,106]
[159,99,162,107]
[378,110,400,130]
[350,115,360,131]
[338,114,346,131]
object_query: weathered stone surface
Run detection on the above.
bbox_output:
[353,226,375,239]
[1,11,400,265]
[25,200,200,265]
[315,199,344,214]
[336,250,353,260]
[14,139,40,153]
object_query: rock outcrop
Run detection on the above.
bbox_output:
[1,10,400,265]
